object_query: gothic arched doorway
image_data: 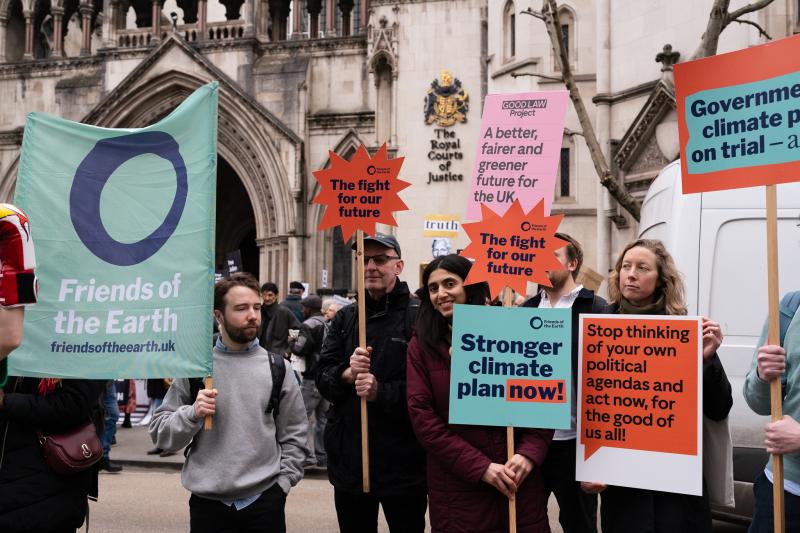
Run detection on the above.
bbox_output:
[215,156,259,278]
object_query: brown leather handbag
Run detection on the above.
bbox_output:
[37,421,103,476]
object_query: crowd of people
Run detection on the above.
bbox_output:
[1,202,800,533]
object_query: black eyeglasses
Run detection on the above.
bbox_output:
[363,254,401,266]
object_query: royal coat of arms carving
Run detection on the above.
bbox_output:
[424,70,469,127]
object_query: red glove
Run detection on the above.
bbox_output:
[0,204,37,306]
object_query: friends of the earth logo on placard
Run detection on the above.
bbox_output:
[70,131,188,267]
[530,316,566,330]
[366,164,392,176]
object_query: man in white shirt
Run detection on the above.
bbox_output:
[522,233,607,533]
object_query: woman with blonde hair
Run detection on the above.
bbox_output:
[584,238,732,533]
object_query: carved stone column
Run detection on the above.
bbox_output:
[390,70,398,146]
[325,0,334,36]
[307,0,320,38]
[292,0,302,38]
[51,6,64,56]
[79,3,93,56]
[240,0,254,37]
[23,10,33,59]
[0,15,8,62]
[338,0,352,37]
[359,0,368,32]
[151,0,161,43]
[197,0,207,39]
[102,0,117,48]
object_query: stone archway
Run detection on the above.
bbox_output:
[216,156,259,277]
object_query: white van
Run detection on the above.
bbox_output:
[638,160,800,523]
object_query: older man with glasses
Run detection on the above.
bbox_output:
[316,233,427,533]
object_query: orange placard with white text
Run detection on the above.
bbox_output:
[576,315,703,496]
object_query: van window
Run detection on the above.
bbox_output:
[708,217,800,339]
[639,221,667,242]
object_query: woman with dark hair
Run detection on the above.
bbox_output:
[407,254,553,533]
[584,238,732,533]
[0,376,105,532]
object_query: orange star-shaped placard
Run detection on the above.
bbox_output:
[462,199,567,297]
[312,143,410,240]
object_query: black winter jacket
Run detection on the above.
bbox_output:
[316,280,426,496]
[260,302,301,356]
[0,377,105,533]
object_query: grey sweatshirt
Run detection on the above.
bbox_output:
[149,344,309,500]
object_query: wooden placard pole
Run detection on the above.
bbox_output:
[501,287,517,533]
[203,375,213,430]
[356,230,370,493]
[766,185,785,533]
[506,425,517,533]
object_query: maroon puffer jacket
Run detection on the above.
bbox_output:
[407,335,553,533]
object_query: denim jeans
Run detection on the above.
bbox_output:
[749,470,800,532]
[300,379,329,465]
[100,380,119,458]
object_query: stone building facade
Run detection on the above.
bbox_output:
[489,0,800,287]
[1,0,798,294]
[0,0,491,294]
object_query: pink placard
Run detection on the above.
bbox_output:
[466,91,569,220]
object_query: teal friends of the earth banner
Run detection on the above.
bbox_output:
[10,83,217,378]
[449,305,572,429]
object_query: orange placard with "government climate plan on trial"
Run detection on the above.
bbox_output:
[675,34,800,193]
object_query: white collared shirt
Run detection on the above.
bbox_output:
[538,284,584,309]
[537,283,583,441]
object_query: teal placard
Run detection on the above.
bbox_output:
[684,71,800,175]
[449,305,571,428]
[10,83,217,378]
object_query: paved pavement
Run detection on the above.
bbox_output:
[91,468,369,532]
[108,423,184,469]
[100,427,746,532]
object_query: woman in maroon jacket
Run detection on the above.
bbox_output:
[407,254,554,533]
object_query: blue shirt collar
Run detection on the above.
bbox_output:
[215,336,259,353]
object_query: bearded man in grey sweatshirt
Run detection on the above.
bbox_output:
[150,272,308,533]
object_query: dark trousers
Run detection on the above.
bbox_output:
[189,484,287,533]
[600,483,711,533]
[333,489,427,533]
[541,439,598,533]
[749,471,800,533]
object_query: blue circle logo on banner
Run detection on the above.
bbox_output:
[70,131,188,266]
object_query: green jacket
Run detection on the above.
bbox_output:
[743,299,800,484]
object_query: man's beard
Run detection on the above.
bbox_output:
[224,321,259,344]
[547,269,570,291]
